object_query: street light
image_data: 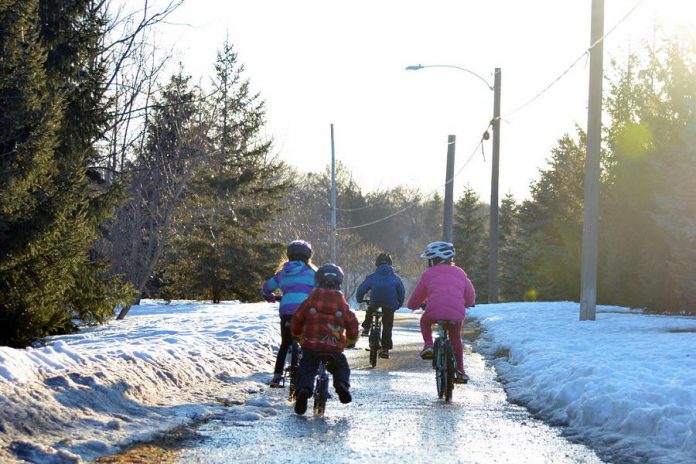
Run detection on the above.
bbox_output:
[406,63,502,304]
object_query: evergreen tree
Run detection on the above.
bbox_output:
[161,40,287,302]
[602,36,696,312]
[519,131,586,301]
[452,186,488,303]
[0,1,128,347]
[498,193,526,301]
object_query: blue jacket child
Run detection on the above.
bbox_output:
[261,240,316,387]
[355,253,405,358]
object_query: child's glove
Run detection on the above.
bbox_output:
[264,294,277,303]
[345,338,357,349]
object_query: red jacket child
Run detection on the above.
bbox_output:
[291,287,360,352]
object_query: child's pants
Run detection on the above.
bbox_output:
[419,313,465,373]
[273,315,294,375]
[295,350,351,393]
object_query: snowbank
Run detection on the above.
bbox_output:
[472,302,696,464]
[0,300,278,463]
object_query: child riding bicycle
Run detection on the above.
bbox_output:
[356,253,405,359]
[407,241,476,384]
[261,240,317,388]
[291,263,360,415]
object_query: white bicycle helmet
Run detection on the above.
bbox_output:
[420,241,456,261]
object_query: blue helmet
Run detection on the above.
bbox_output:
[315,263,344,288]
[287,240,312,261]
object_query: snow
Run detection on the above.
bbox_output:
[1,299,695,463]
[471,302,696,464]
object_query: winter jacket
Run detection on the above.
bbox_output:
[356,264,405,310]
[261,261,316,316]
[406,263,476,322]
[291,288,360,353]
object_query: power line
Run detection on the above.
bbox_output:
[504,0,645,118]
[335,123,491,231]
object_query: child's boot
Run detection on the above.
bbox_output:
[294,388,311,414]
[335,383,352,404]
[454,370,469,384]
[269,373,283,388]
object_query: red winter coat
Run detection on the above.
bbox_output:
[291,288,360,353]
[407,263,476,321]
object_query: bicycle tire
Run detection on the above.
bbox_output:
[370,332,378,367]
[444,341,455,402]
[313,377,328,416]
[288,342,300,401]
[435,340,446,399]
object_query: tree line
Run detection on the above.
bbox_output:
[1,1,694,348]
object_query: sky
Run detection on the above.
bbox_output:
[1,300,695,462]
[153,0,696,202]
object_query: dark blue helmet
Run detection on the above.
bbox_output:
[287,240,312,261]
[315,263,344,289]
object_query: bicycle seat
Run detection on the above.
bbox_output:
[436,320,458,329]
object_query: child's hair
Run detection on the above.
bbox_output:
[275,258,317,273]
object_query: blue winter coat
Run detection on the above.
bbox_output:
[356,264,405,310]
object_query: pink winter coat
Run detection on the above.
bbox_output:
[406,264,476,321]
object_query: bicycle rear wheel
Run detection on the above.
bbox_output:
[288,342,300,401]
[434,340,446,399]
[443,341,455,402]
[369,320,381,367]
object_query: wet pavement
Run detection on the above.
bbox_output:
[176,314,604,463]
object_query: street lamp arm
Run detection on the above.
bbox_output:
[405,64,494,91]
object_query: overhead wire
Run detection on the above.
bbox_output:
[335,122,491,231]
[504,0,646,118]
[332,0,645,231]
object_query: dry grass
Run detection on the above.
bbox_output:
[93,423,203,464]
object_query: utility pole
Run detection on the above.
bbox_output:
[488,68,502,304]
[580,0,604,321]
[443,135,456,242]
[330,123,337,263]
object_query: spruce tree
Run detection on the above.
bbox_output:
[161,40,286,302]
[0,1,127,347]
[498,193,526,301]
[452,186,488,303]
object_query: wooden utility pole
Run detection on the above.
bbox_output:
[488,68,502,304]
[330,123,337,263]
[580,0,605,321]
[443,135,456,243]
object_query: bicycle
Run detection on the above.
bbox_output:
[312,353,335,416]
[361,299,383,368]
[432,320,457,402]
[281,319,302,401]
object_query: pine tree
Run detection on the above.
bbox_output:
[602,36,696,312]
[452,186,488,303]
[519,131,586,301]
[498,193,526,301]
[0,1,128,347]
[161,40,287,302]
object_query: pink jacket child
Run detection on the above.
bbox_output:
[407,242,476,380]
